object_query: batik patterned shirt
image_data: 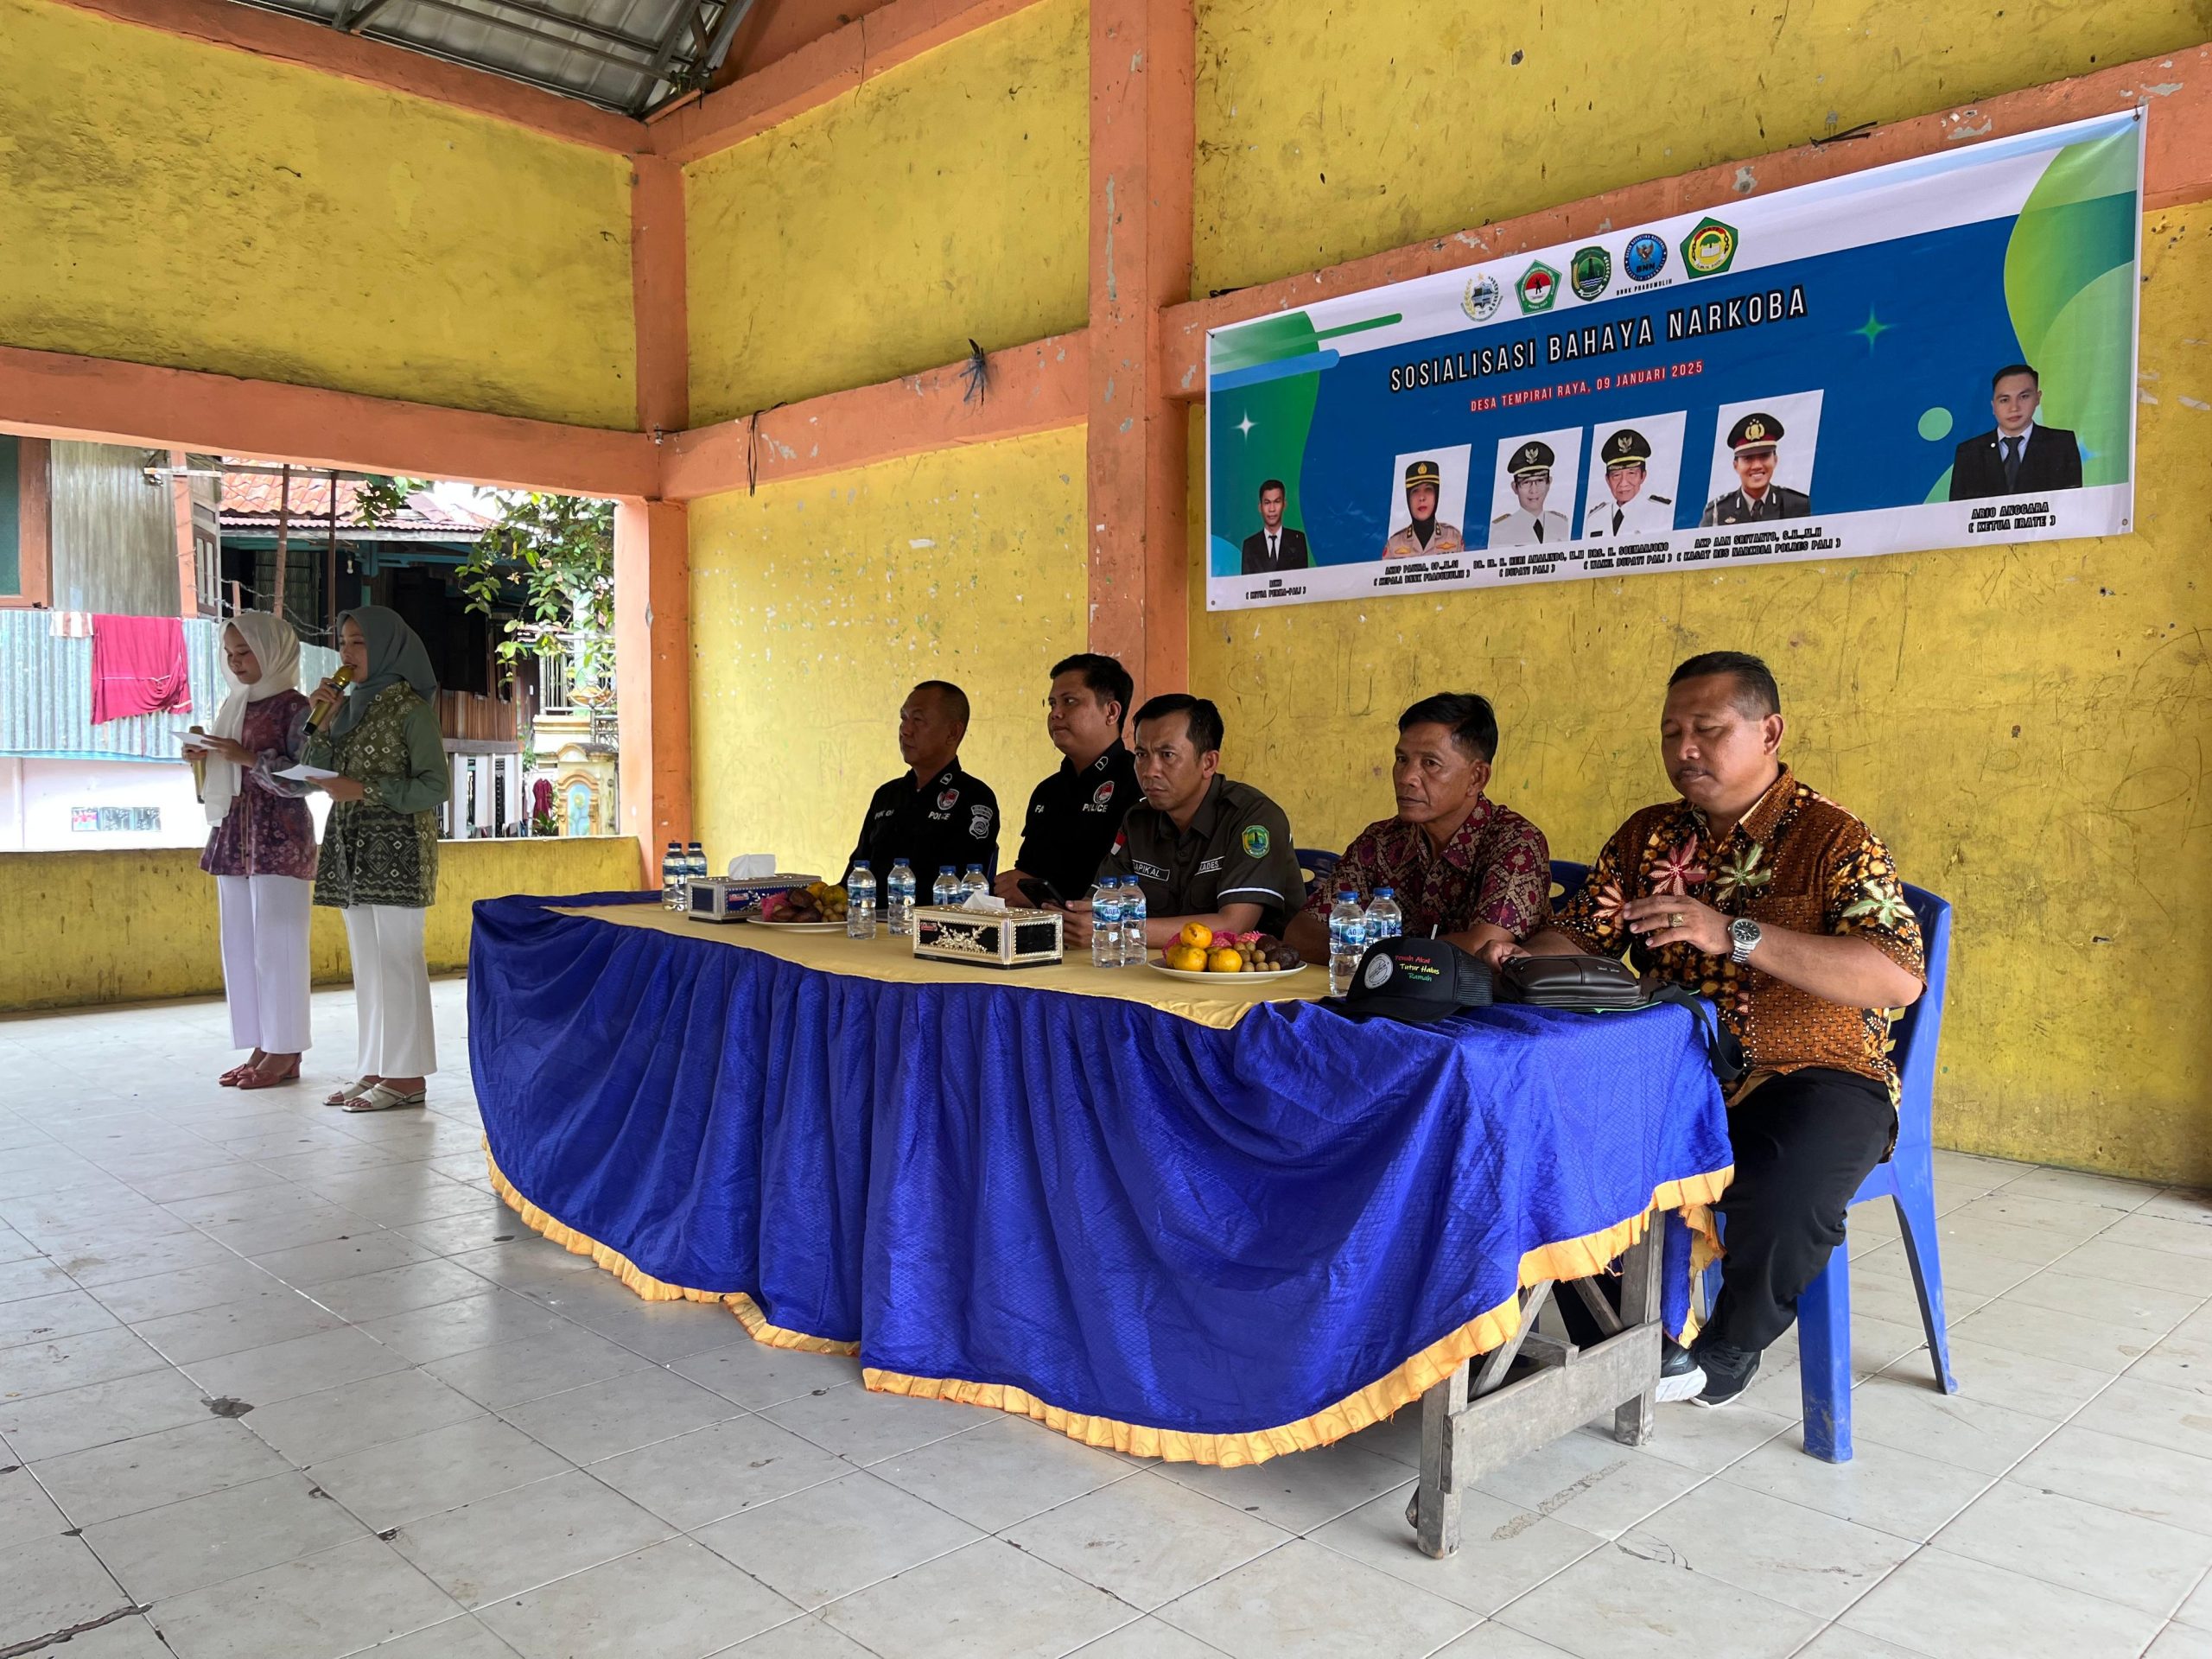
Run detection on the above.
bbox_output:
[1548,767,1924,1096]
[1299,798,1550,941]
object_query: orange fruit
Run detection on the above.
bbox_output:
[1166,944,1206,972]
[1179,922,1213,950]
[1205,947,1243,974]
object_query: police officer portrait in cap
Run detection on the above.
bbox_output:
[1380,458,1465,559]
[1490,439,1572,547]
[1701,410,1813,525]
[1582,426,1676,540]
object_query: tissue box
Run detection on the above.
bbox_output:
[686,874,821,922]
[912,905,1064,969]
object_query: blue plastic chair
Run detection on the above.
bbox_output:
[1549,859,1589,908]
[1296,849,1341,902]
[1703,883,1959,1460]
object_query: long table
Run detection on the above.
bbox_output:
[468,892,1732,1547]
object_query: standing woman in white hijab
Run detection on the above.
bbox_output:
[188,612,317,1089]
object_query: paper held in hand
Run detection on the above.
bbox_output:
[275,763,343,782]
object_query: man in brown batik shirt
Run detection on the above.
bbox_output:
[1491,651,1925,1408]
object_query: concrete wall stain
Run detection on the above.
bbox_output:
[688,429,1086,879]
[684,0,1089,423]
[1191,0,2212,296]
[0,0,637,428]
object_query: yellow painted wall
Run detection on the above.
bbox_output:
[684,0,1088,424]
[1183,205,2212,1187]
[0,0,636,428]
[0,837,641,1012]
[688,429,1087,879]
[1192,0,2210,295]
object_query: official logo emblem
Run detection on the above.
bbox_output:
[1091,782,1116,806]
[1741,416,1769,442]
[1624,232,1669,283]
[1460,272,1503,321]
[1681,217,1738,276]
[969,805,992,840]
[1241,824,1271,857]
[1363,953,1395,990]
[1569,245,1612,301]
[937,789,959,811]
[1516,262,1560,314]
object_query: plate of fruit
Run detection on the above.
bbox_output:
[1147,924,1306,988]
[751,882,850,931]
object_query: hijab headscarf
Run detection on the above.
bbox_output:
[329,606,439,737]
[203,612,302,827]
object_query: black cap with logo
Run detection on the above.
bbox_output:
[1336,935,1494,1024]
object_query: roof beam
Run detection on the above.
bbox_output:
[0,344,659,499]
[42,0,647,151]
[650,0,1043,162]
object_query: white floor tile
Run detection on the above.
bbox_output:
[694,1469,982,1609]
[147,1535,461,1659]
[1935,1475,2212,1616]
[1841,1545,2164,1658]
[387,1468,674,1608]
[821,1536,1137,1659]
[2011,1424,2212,1537]
[869,1413,1136,1533]
[84,1468,369,1600]
[1003,1467,1289,1611]
[1309,1483,1603,1617]
[1618,1478,1916,1618]
[591,1413,849,1529]
[476,1536,798,1658]
[1720,1433,1993,1543]
[1491,1536,1821,1659]
[0,1531,134,1649]
[308,1414,570,1530]
[240,1365,488,1465]
[31,1417,292,1526]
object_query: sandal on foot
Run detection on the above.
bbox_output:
[325,1077,378,1107]
[238,1058,302,1090]
[342,1084,426,1113]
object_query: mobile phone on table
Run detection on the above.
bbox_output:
[1019,877,1068,909]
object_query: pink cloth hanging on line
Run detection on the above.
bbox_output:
[90,613,193,724]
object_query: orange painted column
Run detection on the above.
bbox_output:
[613,149,695,882]
[613,498,693,880]
[1085,0,1193,706]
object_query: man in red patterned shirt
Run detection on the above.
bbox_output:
[1284,694,1551,963]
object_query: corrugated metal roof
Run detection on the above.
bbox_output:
[219,476,494,534]
[227,0,757,116]
[0,615,340,763]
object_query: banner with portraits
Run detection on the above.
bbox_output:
[1205,111,2143,613]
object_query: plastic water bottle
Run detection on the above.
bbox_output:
[932,866,959,908]
[846,862,877,939]
[1090,878,1124,968]
[1328,888,1368,997]
[959,862,987,903]
[662,842,683,910]
[1118,877,1149,966]
[1365,887,1403,943]
[887,859,917,936]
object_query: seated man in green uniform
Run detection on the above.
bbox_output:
[1061,694,1303,952]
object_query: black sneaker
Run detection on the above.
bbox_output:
[1691,1342,1759,1408]
[1656,1338,1707,1403]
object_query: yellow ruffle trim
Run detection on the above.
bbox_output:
[486,1145,1728,1465]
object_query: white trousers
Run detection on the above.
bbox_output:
[215,874,314,1054]
[341,904,438,1078]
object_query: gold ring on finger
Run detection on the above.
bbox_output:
[1669,912,1683,928]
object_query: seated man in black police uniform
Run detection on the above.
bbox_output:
[1700,412,1811,524]
[1241,479,1311,575]
[1948,362,2082,500]
[849,680,999,886]
[1060,694,1304,953]
[993,652,1141,907]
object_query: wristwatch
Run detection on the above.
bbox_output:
[1728,916,1763,964]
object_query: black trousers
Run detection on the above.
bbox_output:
[1560,1066,1896,1357]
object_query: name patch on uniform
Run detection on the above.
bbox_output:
[1241,824,1271,857]
[1132,860,1169,881]
[1196,856,1225,875]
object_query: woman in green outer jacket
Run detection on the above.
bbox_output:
[302,607,449,1114]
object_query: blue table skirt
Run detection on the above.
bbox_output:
[469,892,1733,1465]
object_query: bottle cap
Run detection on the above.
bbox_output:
[1375,887,1395,898]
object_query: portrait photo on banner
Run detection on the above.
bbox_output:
[1484,427,1584,550]
[1379,445,1472,560]
[1580,413,1688,542]
[1701,391,1825,519]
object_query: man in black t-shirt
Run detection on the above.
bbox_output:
[994,653,1139,906]
[849,681,999,886]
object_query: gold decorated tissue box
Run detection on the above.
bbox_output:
[912,905,1065,969]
